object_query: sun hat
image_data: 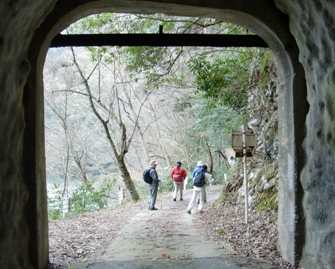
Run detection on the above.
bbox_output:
[150,160,158,165]
[197,161,203,166]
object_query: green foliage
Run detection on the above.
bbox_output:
[188,50,253,112]
[70,178,116,215]
[253,172,278,212]
[158,166,178,193]
[47,178,116,219]
[69,13,241,36]
[188,48,275,115]
[185,178,194,190]
[256,192,278,212]
[210,163,230,185]
[259,51,272,74]
[169,94,243,170]
[48,183,63,220]
[250,50,276,90]
[193,96,244,135]
[67,13,251,89]
[216,189,227,205]
[124,46,168,81]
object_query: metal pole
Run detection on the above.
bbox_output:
[50,34,268,48]
[242,125,249,224]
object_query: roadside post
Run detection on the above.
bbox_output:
[62,197,70,218]
[231,125,255,224]
[118,185,126,205]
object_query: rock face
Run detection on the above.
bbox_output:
[0,1,334,269]
[236,73,279,213]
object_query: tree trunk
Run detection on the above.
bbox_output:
[117,156,140,201]
[216,148,231,170]
[71,48,140,202]
[203,137,213,173]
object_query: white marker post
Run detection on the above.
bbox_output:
[242,125,249,224]
[62,197,70,218]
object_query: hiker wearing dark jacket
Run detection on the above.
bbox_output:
[192,161,207,203]
[192,160,203,177]
[148,160,160,210]
[187,165,211,214]
[170,161,187,201]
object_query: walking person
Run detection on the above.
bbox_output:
[148,160,160,210]
[187,164,211,214]
[170,161,187,201]
[192,161,203,178]
[192,161,207,203]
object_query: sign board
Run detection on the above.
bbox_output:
[231,126,255,158]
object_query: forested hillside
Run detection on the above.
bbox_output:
[44,13,278,218]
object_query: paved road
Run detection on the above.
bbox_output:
[71,185,275,269]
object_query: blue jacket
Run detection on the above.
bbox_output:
[192,166,202,178]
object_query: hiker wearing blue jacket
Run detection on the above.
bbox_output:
[187,164,210,214]
[192,161,215,203]
[192,160,203,178]
[192,161,207,203]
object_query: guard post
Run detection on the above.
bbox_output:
[119,185,125,205]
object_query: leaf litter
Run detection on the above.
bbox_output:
[47,190,299,269]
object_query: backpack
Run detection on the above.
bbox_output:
[143,168,153,184]
[193,171,205,187]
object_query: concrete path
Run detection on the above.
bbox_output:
[71,185,275,269]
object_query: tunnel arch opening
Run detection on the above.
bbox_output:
[25,1,308,268]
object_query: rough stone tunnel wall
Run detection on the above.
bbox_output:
[0,1,57,268]
[275,0,335,268]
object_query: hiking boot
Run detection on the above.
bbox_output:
[187,210,191,214]
[180,198,183,201]
[173,198,176,202]
[149,207,158,210]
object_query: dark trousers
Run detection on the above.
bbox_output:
[149,184,158,209]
